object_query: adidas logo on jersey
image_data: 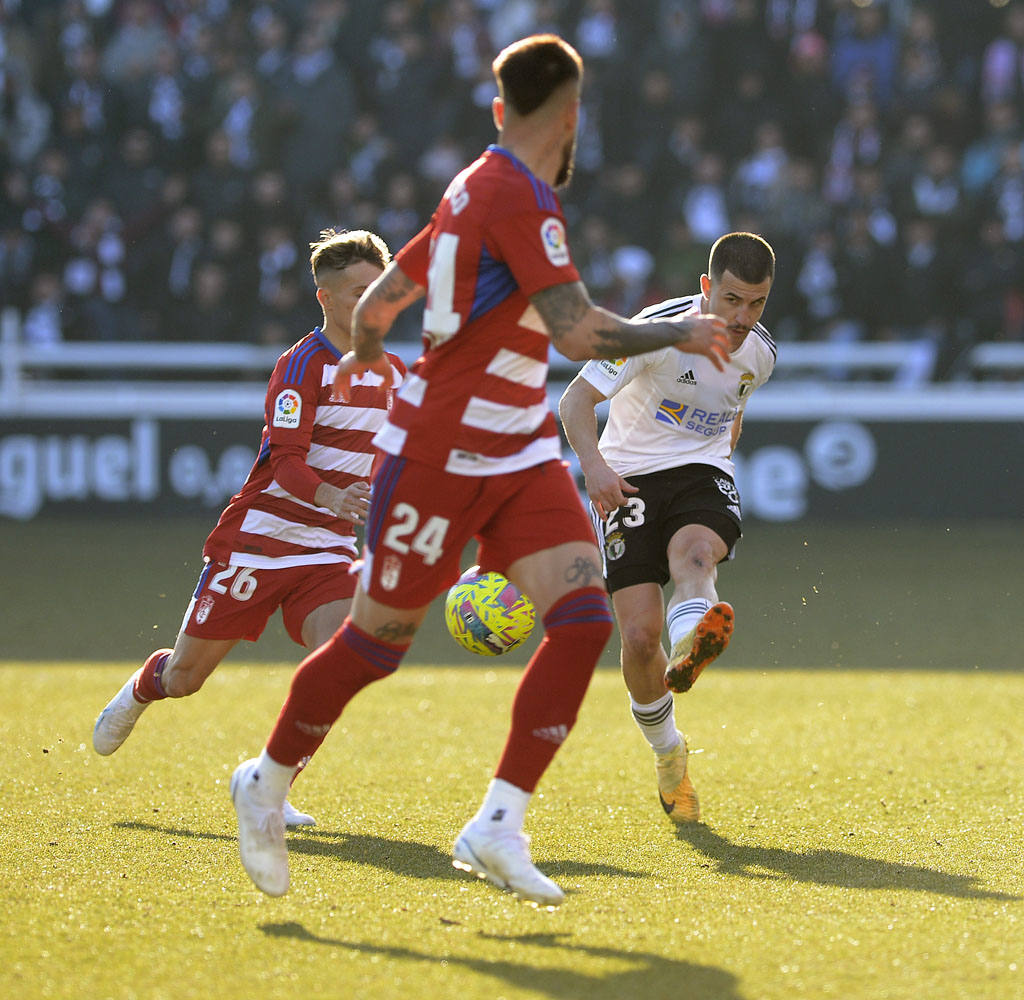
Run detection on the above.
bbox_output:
[677,369,697,385]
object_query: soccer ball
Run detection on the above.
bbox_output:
[444,566,535,656]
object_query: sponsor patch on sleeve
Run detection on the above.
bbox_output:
[272,389,302,429]
[540,217,570,267]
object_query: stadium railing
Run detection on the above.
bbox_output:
[2,307,1023,421]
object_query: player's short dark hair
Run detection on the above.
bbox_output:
[492,34,583,117]
[309,228,390,285]
[709,232,776,285]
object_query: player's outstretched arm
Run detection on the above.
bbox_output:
[531,281,730,370]
[559,374,638,519]
[351,262,425,361]
[335,263,425,401]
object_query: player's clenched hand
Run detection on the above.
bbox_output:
[671,314,730,371]
[583,461,639,521]
[315,480,371,523]
[332,351,393,402]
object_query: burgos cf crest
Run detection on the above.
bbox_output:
[272,389,302,429]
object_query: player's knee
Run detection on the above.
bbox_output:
[674,539,720,581]
[618,619,663,664]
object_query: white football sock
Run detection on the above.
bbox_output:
[667,598,712,648]
[473,777,531,831]
[250,749,297,806]
[630,692,681,755]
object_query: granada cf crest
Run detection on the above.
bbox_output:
[195,595,215,624]
[380,554,402,591]
[605,530,625,561]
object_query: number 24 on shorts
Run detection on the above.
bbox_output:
[382,502,451,566]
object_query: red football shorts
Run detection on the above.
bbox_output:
[361,456,597,608]
[183,558,357,646]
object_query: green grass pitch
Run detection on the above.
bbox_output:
[1,662,1021,1000]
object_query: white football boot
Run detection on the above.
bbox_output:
[92,669,148,755]
[453,820,565,906]
[282,800,316,827]
[230,758,289,896]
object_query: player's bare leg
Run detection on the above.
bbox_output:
[613,583,700,823]
[663,524,732,693]
[93,634,237,756]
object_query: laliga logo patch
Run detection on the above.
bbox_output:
[540,217,570,266]
[598,358,625,379]
[272,389,302,429]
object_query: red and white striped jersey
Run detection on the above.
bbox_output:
[203,328,406,569]
[375,145,580,476]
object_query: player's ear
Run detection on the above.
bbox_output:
[700,273,711,298]
[492,96,504,131]
[316,286,328,308]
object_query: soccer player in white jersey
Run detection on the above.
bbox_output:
[92,229,406,826]
[559,231,776,824]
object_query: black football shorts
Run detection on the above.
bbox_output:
[589,463,742,593]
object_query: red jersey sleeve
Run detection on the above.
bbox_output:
[263,353,324,505]
[486,208,580,297]
[395,223,432,287]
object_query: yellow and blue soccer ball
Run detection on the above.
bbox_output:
[444,567,535,656]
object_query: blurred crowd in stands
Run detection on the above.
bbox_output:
[2,0,1023,380]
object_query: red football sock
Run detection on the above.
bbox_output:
[495,588,613,792]
[134,648,172,703]
[265,621,406,767]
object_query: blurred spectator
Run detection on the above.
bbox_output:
[981,140,1024,243]
[0,61,52,166]
[962,101,1022,197]
[678,151,731,244]
[176,259,237,342]
[781,30,836,162]
[955,216,1024,352]
[22,271,65,349]
[980,1,1024,109]
[831,2,899,108]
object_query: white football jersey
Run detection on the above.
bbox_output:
[577,293,776,478]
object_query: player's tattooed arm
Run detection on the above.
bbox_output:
[532,281,728,368]
[352,262,425,360]
[532,282,638,360]
[373,264,425,305]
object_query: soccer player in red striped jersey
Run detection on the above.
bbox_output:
[230,34,731,905]
[93,229,406,827]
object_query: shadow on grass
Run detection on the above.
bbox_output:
[260,922,743,1000]
[114,821,649,883]
[675,824,1021,901]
